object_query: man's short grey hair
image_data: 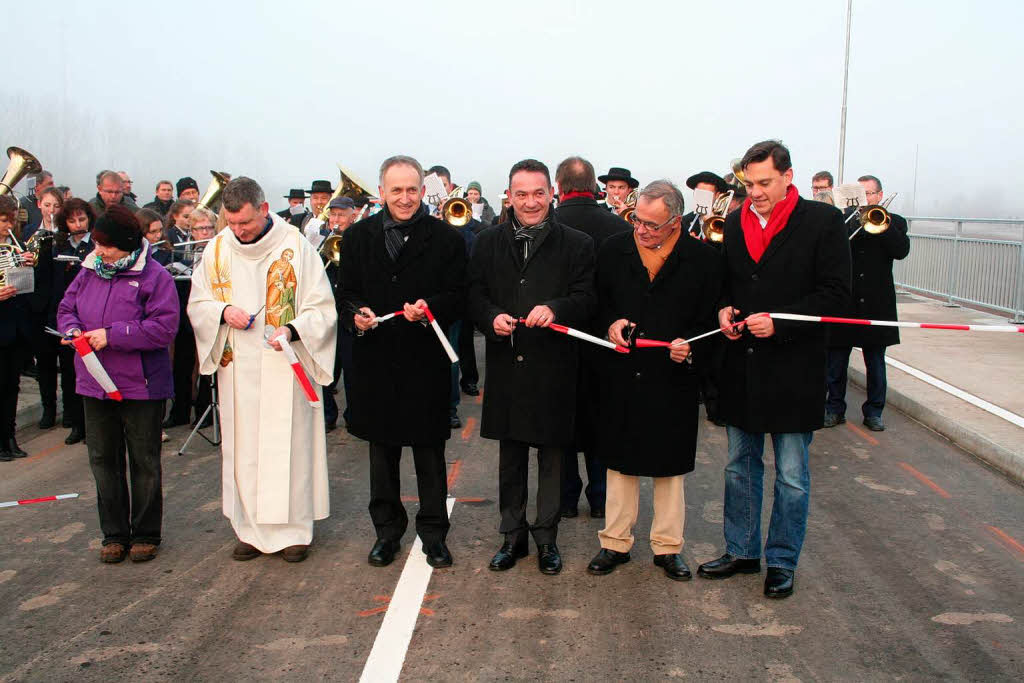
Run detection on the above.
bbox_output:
[96,170,123,188]
[379,155,424,186]
[221,177,266,212]
[857,174,883,192]
[30,170,52,185]
[639,180,685,216]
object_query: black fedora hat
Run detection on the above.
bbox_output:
[686,171,730,194]
[598,167,639,189]
[284,188,308,200]
[308,179,335,194]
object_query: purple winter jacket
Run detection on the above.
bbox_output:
[57,247,179,401]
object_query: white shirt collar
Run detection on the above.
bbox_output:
[748,201,769,229]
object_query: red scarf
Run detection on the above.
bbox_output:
[560,191,594,201]
[739,184,799,262]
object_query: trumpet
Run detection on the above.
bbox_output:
[441,186,472,227]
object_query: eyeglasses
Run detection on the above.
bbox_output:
[865,190,882,196]
[631,214,679,231]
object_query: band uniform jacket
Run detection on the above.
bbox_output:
[718,197,852,434]
[828,212,910,349]
[339,211,466,446]
[596,230,723,476]
[468,216,596,446]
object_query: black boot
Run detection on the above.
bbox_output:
[38,406,56,429]
[65,426,86,445]
[6,437,28,458]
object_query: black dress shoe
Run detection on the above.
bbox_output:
[697,553,761,580]
[590,507,605,519]
[5,438,27,458]
[863,416,885,432]
[587,548,630,575]
[560,506,578,519]
[38,406,56,429]
[653,553,692,581]
[0,448,12,462]
[488,537,528,571]
[449,415,462,429]
[65,426,85,445]
[764,567,795,598]
[460,382,480,396]
[231,541,261,561]
[368,539,399,567]
[823,412,846,428]
[537,544,562,575]
[423,540,453,568]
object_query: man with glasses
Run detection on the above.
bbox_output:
[697,140,850,599]
[810,171,834,204]
[88,170,138,217]
[824,174,909,432]
[468,158,596,576]
[586,180,721,581]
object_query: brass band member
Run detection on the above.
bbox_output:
[0,196,35,461]
[825,174,910,432]
[681,171,730,239]
[468,159,597,575]
[697,140,851,599]
[598,166,640,214]
[340,155,466,570]
[587,180,722,581]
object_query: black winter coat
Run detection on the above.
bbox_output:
[339,211,466,446]
[718,198,852,433]
[828,212,910,348]
[596,231,723,476]
[468,218,596,446]
[143,197,174,216]
[555,196,630,255]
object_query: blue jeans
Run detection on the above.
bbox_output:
[826,346,887,419]
[724,427,812,571]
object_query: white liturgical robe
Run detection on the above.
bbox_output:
[187,212,337,552]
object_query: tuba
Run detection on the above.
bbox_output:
[441,186,472,227]
[316,164,378,223]
[616,189,639,223]
[197,170,230,211]
[0,147,42,198]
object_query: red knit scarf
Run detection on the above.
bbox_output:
[560,191,594,201]
[739,184,799,262]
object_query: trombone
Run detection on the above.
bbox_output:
[848,194,897,240]
[319,233,343,268]
[702,190,734,243]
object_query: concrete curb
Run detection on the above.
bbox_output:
[848,367,1024,485]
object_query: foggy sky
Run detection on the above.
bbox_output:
[3,0,1022,220]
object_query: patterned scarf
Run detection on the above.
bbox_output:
[509,211,549,261]
[94,246,143,280]
[382,204,428,261]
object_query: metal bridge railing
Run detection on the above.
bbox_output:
[893,217,1024,323]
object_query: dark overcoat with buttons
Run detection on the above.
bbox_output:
[595,230,723,477]
[338,210,467,446]
[468,217,596,446]
[718,197,852,434]
[828,212,910,348]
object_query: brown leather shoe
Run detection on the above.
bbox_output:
[281,544,309,563]
[231,541,262,561]
[100,543,128,563]
[130,543,158,562]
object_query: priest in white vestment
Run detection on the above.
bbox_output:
[187,177,337,562]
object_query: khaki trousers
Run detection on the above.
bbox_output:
[598,469,685,554]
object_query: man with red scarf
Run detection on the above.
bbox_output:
[696,140,850,599]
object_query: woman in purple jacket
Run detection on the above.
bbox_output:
[57,205,179,564]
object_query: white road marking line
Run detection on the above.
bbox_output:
[883,355,1024,429]
[359,496,456,683]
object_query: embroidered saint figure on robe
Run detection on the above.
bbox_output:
[266,248,297,327]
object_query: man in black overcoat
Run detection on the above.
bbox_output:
[339,155,466,570]
[468,159,596,575]
[552,156,629,519]
[697,141,851,599]
[585,180,722,582]
[825,174,910,432]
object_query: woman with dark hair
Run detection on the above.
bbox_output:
[0,196,35,461]
[37,198,96,443]
[137,208,171,267]
[57,204,179,563]
[22,186,64,242]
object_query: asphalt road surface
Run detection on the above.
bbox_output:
[1,339,1022,681]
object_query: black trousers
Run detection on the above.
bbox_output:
[458,321,479,387]
[368,442,449,544]
[561,448,606,511]
[324,328,354,427]
[499,440,562,545]
[168,326,196,423]
[83,397,165,546]
[37,335,83,428]
[0,344,27,441]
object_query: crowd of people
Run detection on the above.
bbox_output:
[0,138,910,599]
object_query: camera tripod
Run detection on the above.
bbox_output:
[177,374,221,455]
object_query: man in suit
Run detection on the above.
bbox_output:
[468,159,596,575]
[553,155,629,519]
[340,155,466,570]
[697,140,851,599]
[824,174,910,432]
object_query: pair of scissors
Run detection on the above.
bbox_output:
[244,304,266,331]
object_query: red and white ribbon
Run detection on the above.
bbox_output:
[519,319,630,354]
[0,493,79,509]
[634,326,729,349]
[374,310,404,324]
[71,336,122,401]
[760,312,1024,333]
[278,337,320,406]
[423,305,459,364]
